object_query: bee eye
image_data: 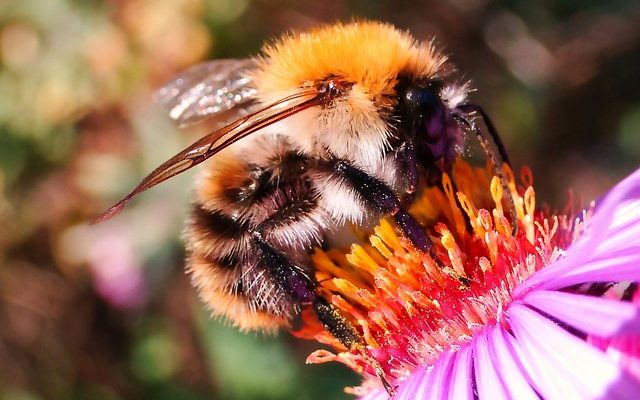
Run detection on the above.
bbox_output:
[403,86,441,115]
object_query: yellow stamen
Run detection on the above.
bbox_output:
[312,250,371,289]
[478,209,499,264]
[502,164,518,199]
[524,186,536,244]
[346,245,381,276]
[438,225,466,277]
[374,220,404,254]
[370,235,392,259]
[490,176,505,221]
[457,192,482,236]
[442,173,467,237]
[333,278,372,308]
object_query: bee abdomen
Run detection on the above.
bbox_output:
[185,145,333,330]
[188,204,249,269]
[253,180,331,251]
[187,253,289,332]
[186,202,297,330]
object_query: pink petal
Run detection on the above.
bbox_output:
[594,204,640,256]
[523,290,640,337]
[359,388,389,400]
[425,349,455,399]
[515,167,640,296]
[514,247,640,296]
[394,365,430,400]
[541,248,640,290]
[487,326,539,400]
[602,336,640,380]
[508,303,640,399]
[447,345,474,400]
[584,168,640,256]
[474,330,510,399]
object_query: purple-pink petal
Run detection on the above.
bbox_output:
[474,330,510,399]
[522,289,640,337]
[494,321,581,398]
[514,167,640,296]
[583,168,640,255]
[534,247,640,291]
[447,345,474,400]
[425,349,455,399]
[514,246,640,296]
[394,365,429,400]
[487,326,539,400]
[598,335,640,380]
[508,303,640,399]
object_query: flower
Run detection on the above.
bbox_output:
[295,161,640,399]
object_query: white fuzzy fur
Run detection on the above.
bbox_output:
[259,86,392,171]
[440,82,469,108]
[311,172,366,225]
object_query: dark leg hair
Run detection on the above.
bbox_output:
[252,234,316,304]
[396,140,418,196]
[330,158,433,253]
[253,234,395,394]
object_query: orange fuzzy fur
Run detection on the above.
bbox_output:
[252,21,448,105]
[188,254,288,332]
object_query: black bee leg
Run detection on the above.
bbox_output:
[252,234,316,304]
[396,140,419,205]
[313,297,396,396]
[455,103,510,166]
[253,234,395,394]
[252,232,361,344]
[252,232,359,341]
[454,107,517,234]
[313,297,363,349]
[330,159,433,253]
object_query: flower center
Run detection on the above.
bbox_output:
[295,160,589,390]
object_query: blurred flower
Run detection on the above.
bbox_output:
[298,161,640,399]
[88,227,146,309]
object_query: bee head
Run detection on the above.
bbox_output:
[399,80,449,142]
[402,81,442,116]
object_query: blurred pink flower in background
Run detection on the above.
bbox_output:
[88,228,146,309]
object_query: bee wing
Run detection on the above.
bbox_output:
[155,59,258,127]
[95,87,332,223]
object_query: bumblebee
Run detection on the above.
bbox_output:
[96,21,510,386]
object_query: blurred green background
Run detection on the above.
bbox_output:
[1,1,639,399]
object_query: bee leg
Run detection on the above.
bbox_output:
[313,297,396,396]
[396,140,418,205]
[455,104,510,166]
[252,234,317,304]
[312,297,363,349]
[454,105,517,234]
[331,159,433,253]
[253,233,396,394]
[251,234,360,343]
